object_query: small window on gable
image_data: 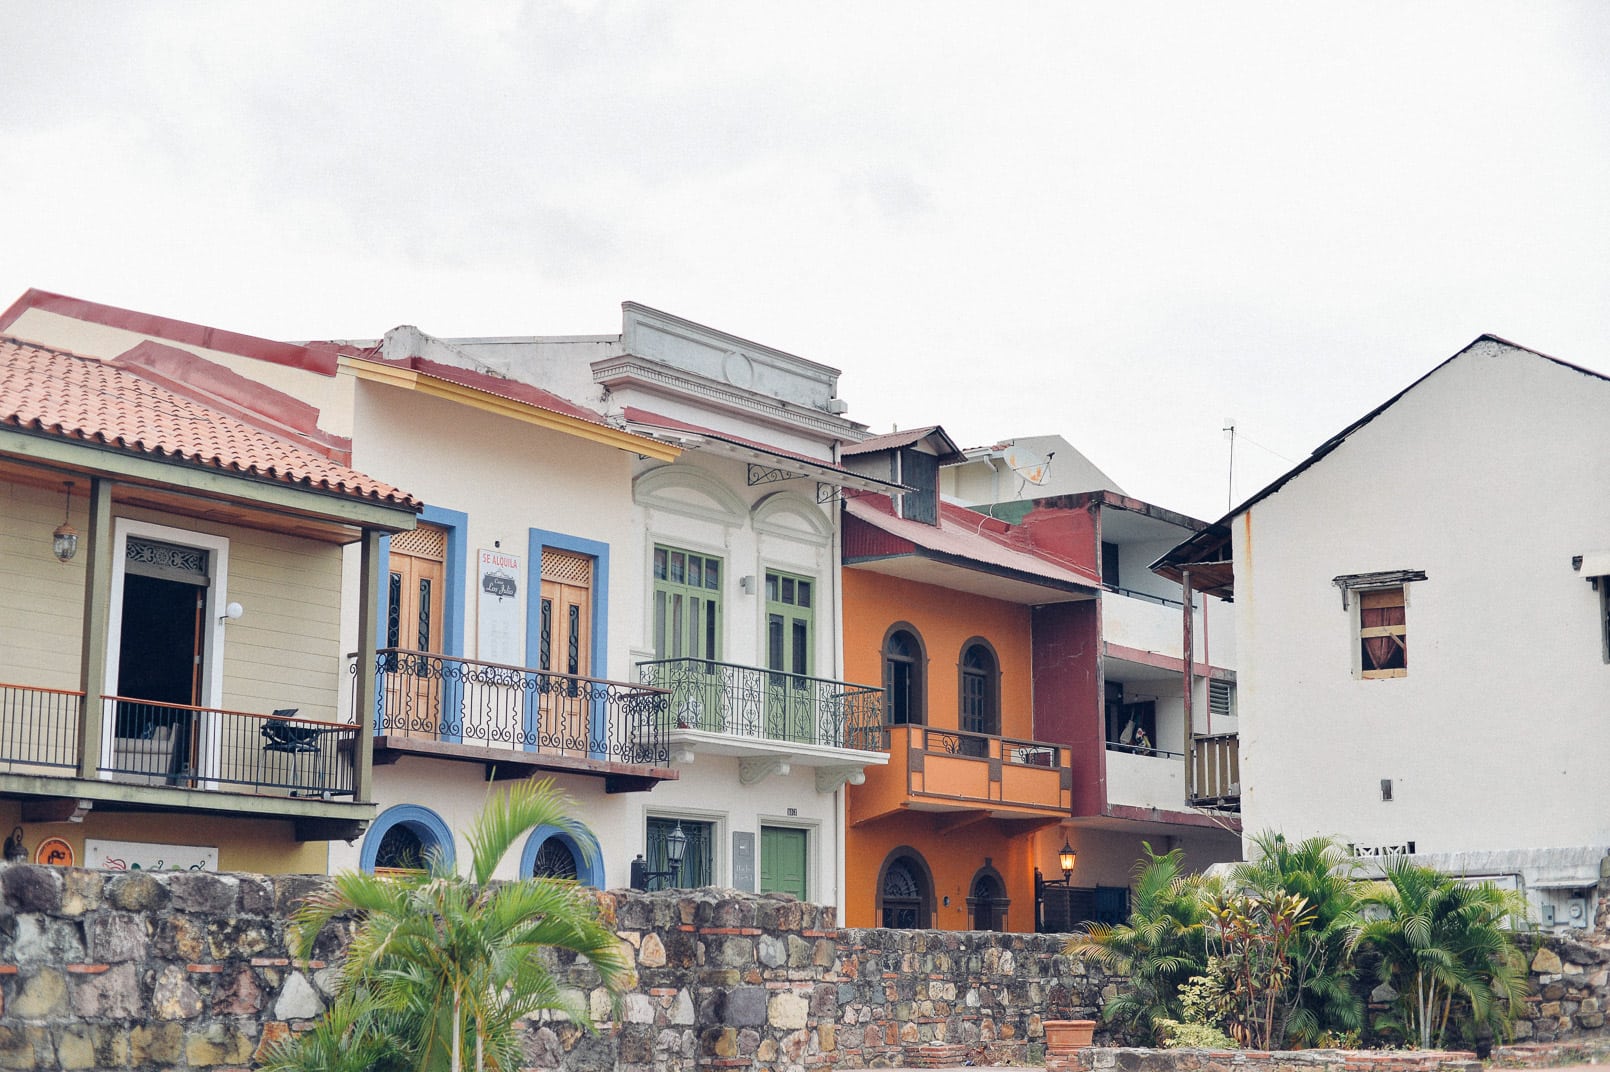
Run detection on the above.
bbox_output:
[1335,570,1425,681]
[1359,587,1408,678]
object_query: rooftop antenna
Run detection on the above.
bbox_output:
[1223,417,1236,513]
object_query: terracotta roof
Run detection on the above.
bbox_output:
[0,336,420,510]
[844,493,1101,591]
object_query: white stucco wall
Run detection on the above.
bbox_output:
[1235,341,1610,854]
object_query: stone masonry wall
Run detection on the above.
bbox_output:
[4,862,1608,1072]
[0,864,1115,1072]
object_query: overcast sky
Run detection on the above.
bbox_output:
[4,2,1608,519]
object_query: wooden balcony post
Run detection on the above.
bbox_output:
[1181,568,1195,797]
[354,528,383,803]
[76,478,114,780]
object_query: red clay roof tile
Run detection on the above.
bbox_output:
[0,336,419,510]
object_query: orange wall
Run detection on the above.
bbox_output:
[843,567,1045,930]
[842,568,1034,738]
[844,813,1046,932]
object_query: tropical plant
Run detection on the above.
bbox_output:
[1202,890,1314,1049]
[263,780,636,1072]
[1231,832,1365,1047]
[1066,843,1216,1043]
[1354,857,1529,1050]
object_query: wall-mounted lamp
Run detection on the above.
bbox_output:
[3,826,26,864]
[1058,840,1077,882]
[219,601,244,625]
[738,575,756,594]
[52,481,79,563]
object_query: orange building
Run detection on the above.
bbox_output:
[838,428,1101,931]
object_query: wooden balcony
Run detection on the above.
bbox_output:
[1189,731,1240,809]
[0,681,371,838]
[851,723,1072,826]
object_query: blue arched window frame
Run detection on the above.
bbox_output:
[361,804,456,873]
[519,823,604,888]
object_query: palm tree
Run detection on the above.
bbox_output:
[266,779,636,1072]
[1066,843,1215,1043]
[1232,832,1364,1047]
[1354,857,1529,1050]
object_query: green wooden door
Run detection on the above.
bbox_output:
[760,826,808,900]
[764,570,815,743]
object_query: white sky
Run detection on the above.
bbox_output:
[4,2,1608,520]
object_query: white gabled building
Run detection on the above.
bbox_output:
[1154,335,1610,929]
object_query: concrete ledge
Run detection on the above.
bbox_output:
[1054,1049,1482,1072]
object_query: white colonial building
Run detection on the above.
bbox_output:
[4,292,891,906]
[1155,335,1610,929]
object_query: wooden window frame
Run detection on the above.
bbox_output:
[1358,586,1408,679]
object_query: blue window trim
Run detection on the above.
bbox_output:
[519,823,604,888]
[361,804,456,873]
[527,529,610,758]
[375,505,469,740]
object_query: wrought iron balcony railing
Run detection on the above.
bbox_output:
[637,658,884,751]
[360,649,671,767]
[0,682,83,772]
[100,698,357,798]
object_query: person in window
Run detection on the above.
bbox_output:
[1132,726,1153,756]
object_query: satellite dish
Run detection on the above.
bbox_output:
[1003,445,1054,486]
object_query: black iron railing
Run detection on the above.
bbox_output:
[637,658,884,750]
[0,682,82,771]
[99,698,358,798]
[359,649,671,767]
[917,726,1067,765]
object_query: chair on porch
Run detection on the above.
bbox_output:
[260,709,323,796]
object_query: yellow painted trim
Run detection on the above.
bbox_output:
[341,356,681,461]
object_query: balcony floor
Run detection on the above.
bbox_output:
[374,735,679,793]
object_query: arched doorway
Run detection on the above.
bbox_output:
[876,847,935,929]
[967,863,1010,932]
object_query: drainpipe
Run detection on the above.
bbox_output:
[1181,569,1195,800]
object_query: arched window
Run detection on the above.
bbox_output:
[959,640,1000,738]
[883,625,926,725]
[520,823,604,887]
[967,864,1010,932]
[876,847,935,929]
[361,804,455,875]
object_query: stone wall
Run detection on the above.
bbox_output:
[0,864,1115,1071]
[5,862,1607,1072]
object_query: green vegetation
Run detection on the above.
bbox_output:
[264,780,635,1072]
[1070,833,1530,1052]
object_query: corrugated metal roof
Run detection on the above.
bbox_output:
[844,494,1101,592]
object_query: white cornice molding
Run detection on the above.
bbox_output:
[593,355,868,440]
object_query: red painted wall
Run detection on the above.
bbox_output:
[1032,600,1104,817]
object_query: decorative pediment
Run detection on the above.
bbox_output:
[752,491,833,546]
[633,464,746,526]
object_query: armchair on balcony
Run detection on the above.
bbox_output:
[260,709,326,797]
[111,723,178,786]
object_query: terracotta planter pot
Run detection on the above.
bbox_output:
[1044,1019,1097,1054]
